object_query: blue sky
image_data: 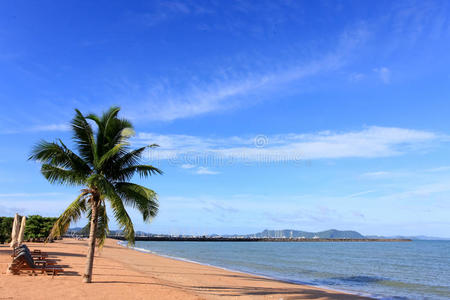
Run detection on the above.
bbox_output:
[1,0,450,237]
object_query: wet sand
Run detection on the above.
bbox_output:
[0,238,370,299]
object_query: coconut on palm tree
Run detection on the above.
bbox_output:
[29,106,162,283]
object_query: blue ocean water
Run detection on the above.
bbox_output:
[130,240,450,299]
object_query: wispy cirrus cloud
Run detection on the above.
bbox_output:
[346,190,375,198]
[121,26,367,122]
[31,123,70,132]
[124,55,343,122]
[136,126,441,164]
[361,171,392,178]
[180,164,196,169]
[195,167,220,175]
[0,192,65,198]
[129,0,212,27]
[180,164,220,174]
[0,123,70,135]
[374,67,391,84]
[425,165,450,172]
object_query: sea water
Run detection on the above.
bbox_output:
[129,240,450,299]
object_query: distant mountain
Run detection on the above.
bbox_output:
[66,227,83,233]
[244,229,365,239]
[366,235,450,241]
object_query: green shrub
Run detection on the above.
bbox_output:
[0,217,14,243]
[0,215,57,243]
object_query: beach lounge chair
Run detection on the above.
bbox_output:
[13,248,58,265]
[14,244,47,255]
[9,252,63,276]
[11,247,48,260]
[13,245,48,260]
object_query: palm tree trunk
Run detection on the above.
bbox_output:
[83,197,99,283]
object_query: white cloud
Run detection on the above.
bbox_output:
[181,164,196,169]
[132,1,211,27]
[137,126,440,164]
[373,179,450,202]
[346,190,375,198]
[125,57,341,122]
[349,72,365,82]
[195,167,220,175]
[374,67,391,83]
[398,181,450,197]
[121,27,367,122]
[426,166,450,172]
[0,192,64,198]
[0,123,70,135]
[361,171,391,178]
[31,123,70,132]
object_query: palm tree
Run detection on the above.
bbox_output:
[29,106,162,283]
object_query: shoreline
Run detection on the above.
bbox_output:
[111,236,411,242]
[1,238,372,299]
[119,240,376,299]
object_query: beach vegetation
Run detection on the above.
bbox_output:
[0,217,14,243]
[24,215,58,241]
[0,215,57,243]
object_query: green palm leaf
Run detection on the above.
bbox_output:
[72,109,97,166]
[48,192,89,240]
[41,164,87,185]
[115,182,159,221]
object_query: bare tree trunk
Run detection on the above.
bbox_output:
[83,197,99,283]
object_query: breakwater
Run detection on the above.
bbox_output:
[110,236,411,242]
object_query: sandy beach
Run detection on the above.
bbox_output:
[0,239,370,300]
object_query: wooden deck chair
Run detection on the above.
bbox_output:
[13,245,48,259]
[9,252,63,276]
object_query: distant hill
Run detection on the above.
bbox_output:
[366,235,450,241]
[246,229,365,239]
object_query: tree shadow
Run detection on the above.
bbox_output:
[92,280,151,285]
[186,285,368,299]
[60,271,80,277]
[0,249,13,254]
[46,251,85,258]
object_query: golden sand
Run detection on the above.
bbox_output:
[0,238,369,299]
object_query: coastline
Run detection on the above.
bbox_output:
[120,241,375,299]
[1,238,371,299]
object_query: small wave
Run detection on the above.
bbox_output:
[334,276,385,284]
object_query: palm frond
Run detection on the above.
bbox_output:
[58,140,92,174]
[87,106,120,158]
[48,192,88,240]
[115,182,158,221]
[96,203,109,247]
[85,113,104,158]
[118,165,163,181]
[85,113,102,128]
[114,146,147,169]
[29,140,91,175]
[101,107,132,148]
[72,109,97,166]
[97,177,135,244]
[96,143,127,170]
[41,164,88,186]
